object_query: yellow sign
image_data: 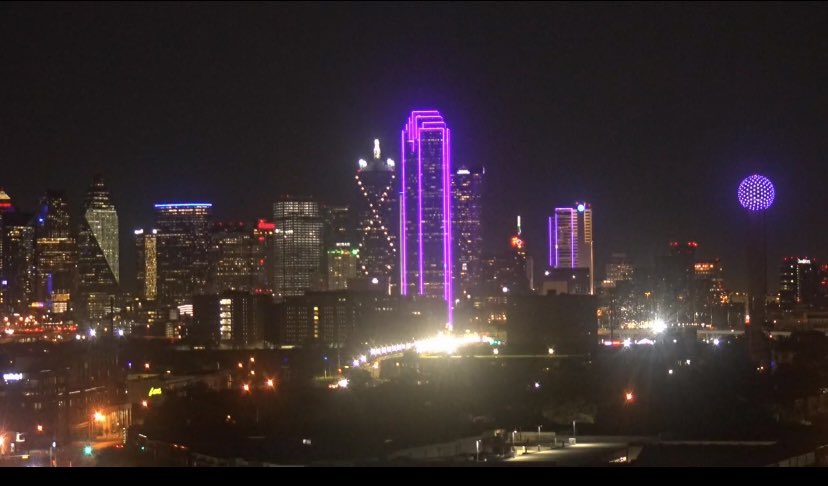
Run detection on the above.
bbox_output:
[148,387,162,397]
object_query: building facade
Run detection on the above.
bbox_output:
[400,110,454,326]
[452,165,484,299]
[208,222,258,293]
[355,139,397,290]
[134,229,158,301]
[34,191,76,314]
[1,212,35,312]
[76,175,120,323]
[273,197,323,298]
[155,203,212,306]
[547,202,594,294]
[779,257,822,311]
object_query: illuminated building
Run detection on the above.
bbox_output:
[1,212,35,312]
[693,259,725,325]
[737,174,775,363]
[192,291,267,347]
[400,110,454,326]
[603,252,634,288]
[779,257,821,311]
[278,289,396,347]
[0,189,15,290]
[77,175,120,322]
[273,196,323,298]
[452,165,484,299]
[323,204,356,290]
[327,247,358,291]
[155,203,212,306]
[355,139,397,290]
[253,220,275,294]
[34,191,76,313]
[134,229,158,300]
[547,202,593,294]
[0,188,13,214]
[208,222,258,293]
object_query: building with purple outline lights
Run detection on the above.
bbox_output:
[546,203,594,295]
[400,110,454,327]
[154,203,212,306]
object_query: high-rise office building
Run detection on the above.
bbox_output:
[1,212,35,312]
[253,219,275,294]
[452,165,484,299]
[208,221,258,293]
[273,197,323,298]
[192,291,269,347]
[134,229,158,300]
[77,175,120,322]
[0,189,14,284]
[327,246,359,291]
[155,203,212,306]
[779,257,821,311]
[355,139,397,290]
[323,204,357,290]
[400,110,454,325]
[34,190,76,313]
[547,202,594,294]
[603,252,634,288]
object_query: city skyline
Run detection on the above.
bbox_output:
[2,4,828,468]
[1,4,826,293]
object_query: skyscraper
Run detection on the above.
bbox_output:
[273,197,323,298]
[208,221,258,293]
[155,203,212,306]
[547,202,594,294]
[134,228,158,300]
[34,190,76,313]
[77,175,120,322]
[779,257,821,311]
[603,252,634,288]
[400,110,453,325]
[355,139,397,290]
[253,219,275,294]
[452,165,484,299]
[1,212,35,312]
[323,204,357,290]
[0,189,14,285]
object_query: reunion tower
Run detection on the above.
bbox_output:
[737,174,775,364]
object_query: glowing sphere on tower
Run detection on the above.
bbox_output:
[737,174,775,211]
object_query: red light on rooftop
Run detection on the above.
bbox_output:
[257,220,275,231]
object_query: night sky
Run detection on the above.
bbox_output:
[2,3,827,292]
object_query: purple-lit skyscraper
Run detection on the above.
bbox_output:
[546,203,594,295]
[400,110,454,327]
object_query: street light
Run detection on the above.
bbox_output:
[242,384,250,392]
[37,425,43,433]
[141,400,148,408]
[266,379,274,388]
[625,391,634,402]
[94,411,105,423]
[537,425,542,451]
